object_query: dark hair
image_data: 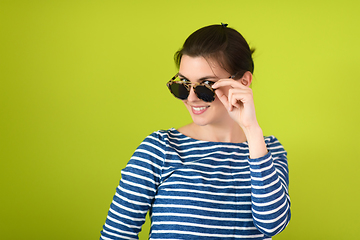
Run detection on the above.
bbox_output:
[174,24,255,78]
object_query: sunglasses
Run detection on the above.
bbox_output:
[166,74,217,102]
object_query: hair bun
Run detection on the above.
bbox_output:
[221,23,228,28]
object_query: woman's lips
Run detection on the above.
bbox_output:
[191,106,209,115]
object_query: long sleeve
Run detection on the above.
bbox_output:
[100,132,166,240]
[249,135,291,236]
[100,129,290,239]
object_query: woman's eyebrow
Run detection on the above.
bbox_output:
[178,73,218,81]
[177,73,187,79]
[199,76,218,81]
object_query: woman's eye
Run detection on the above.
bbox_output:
[203,80,215,85]
[179,78,190,83]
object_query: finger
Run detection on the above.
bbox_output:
[214,88,230,110]
[228,99,241,112]
[228,88,254,111]
[212,79,247,89]
[228,88,253,102]
[229,92,255,113]
[227,90,243,111]
[230,97,242,109]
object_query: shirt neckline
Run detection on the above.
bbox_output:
[169,128,249,146]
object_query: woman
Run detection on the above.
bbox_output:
[100,24,290,240]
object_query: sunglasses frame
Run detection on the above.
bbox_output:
[166,73,216,102]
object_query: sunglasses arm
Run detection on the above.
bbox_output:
[171,73,178,81]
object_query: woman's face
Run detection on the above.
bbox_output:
[178,55,233,127]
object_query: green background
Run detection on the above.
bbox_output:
[1,0,359,239]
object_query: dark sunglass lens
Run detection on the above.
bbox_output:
[195,86,215,102]
[169,83,189,100]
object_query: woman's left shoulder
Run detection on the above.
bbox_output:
[264,135,287,155]
[264,135,280,144]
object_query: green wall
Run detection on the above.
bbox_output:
[1,0,359,239]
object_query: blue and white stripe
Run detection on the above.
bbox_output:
[100,128,290,239]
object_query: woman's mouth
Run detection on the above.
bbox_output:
[191,106,209,115]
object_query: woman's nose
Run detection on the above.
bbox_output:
[187,86,200,102]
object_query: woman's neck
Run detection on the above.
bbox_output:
[178,121,247,143]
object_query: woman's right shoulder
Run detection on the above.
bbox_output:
[142,128,176,145]
[142,128,190,147]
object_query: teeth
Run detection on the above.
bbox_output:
[193,106,207,111]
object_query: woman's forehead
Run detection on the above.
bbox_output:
[179,55,228,79]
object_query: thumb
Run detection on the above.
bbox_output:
[214,89,230,111]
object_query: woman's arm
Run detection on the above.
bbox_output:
[100,132,166,240]
[248,136,291,236]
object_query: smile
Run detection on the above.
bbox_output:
[191,106,209,115]
[193,106,207,111]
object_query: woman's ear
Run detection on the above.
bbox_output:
[239,71,253,87]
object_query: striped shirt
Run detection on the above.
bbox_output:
[100,128,291,240]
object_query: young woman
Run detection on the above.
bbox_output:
[100,24,291,240]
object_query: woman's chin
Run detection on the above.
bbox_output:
[190,116,213,127]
